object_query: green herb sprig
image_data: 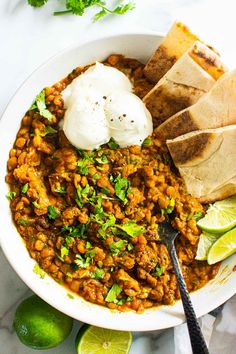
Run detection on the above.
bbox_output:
[27,0,135,21]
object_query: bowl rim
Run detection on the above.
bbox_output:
[1,32,236,332]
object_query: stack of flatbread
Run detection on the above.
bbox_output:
[143,21,236,203]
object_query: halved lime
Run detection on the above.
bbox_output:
[195,232,220,260]
[13,295,73,349]
[76,324,132,354]
[197,196,236,233]
[207,227,236,264]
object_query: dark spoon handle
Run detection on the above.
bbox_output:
[168,241,209,354]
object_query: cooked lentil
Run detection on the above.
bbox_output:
[6,55,220,312]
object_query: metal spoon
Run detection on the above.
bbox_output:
[158,218,209,354]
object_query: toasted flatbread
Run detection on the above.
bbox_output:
[156,69,236,140]
[143,41,226,127]
[167,125,236,202]
[144,22,200,83]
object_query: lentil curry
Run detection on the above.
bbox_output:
[6,55,220,312]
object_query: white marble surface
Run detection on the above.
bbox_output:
[1,0,236,353]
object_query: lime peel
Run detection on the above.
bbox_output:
[207,227,236,265]
[197,196,236,234]
[76,324,132,354]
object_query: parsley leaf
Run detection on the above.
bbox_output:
[117,220,145,237]
[6,191,16,200]
[30,90,52,121]
[47,205,59,219]
[28,0,48,7]
[21,183,29,194]
[105,283,122,302]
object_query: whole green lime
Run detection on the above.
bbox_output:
[13,294,73,349]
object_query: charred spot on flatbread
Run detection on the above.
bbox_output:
[167,132,211,164]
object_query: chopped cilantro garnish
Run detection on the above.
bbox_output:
[67,293,74,299]
[28,0,48,7]
[193,212,204,221]
[105,284,122,302]
[77,159,90,175]
[117,220,145,237]
[114,176,130,204]
[86,241,92,249]
[187,211,204,221]
[55,186,66,194]
[95,155,109,164]
[33,263,46,279]
[115,296,134,305]
[109,240,127,255]
[74,249,96,268]
[127,243,134,251]
[101,187,110,195]
[7,191,16,200]
[47,205,59,219]
[21,183,29,194]
[62,224,89,239]
[60,246,69,259]
[17,218,33,225]
[30,90,52,121]
[42,126,57,136]
[33,201,41,209]
[75,184,90,208]
[153,265,164,278]
[91,268,105,279]
[92,173,99,180]
[142,138,152,146]
[108,138,119,149]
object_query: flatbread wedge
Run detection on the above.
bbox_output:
[156,69,236,140]
[143,41,227,128]
[144,22,200,83]
[166,125,236,202]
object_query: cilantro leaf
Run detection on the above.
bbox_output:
[32,201,41,209]
[95,155,109,164]
[109,240,127,255]
[28,0,48,7]
[108,138,119,150]
[153,265,164,278]
[91,268,105,279]
[6,191,16,200]
[30,90,52,121]
[74,249,96,268]
[117,220,145,237]
[114,176,130,204]
[21,183,29,194]
[33,263,46,278]
[61,246,69,259]
[42,126,57,136]
[55,186,66,194]
[17,218,33,226]
[105,284,122,302]
[47,205,59,219]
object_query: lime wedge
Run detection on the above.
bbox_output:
[207,227,236,264]
[195,232,220,260]
[197,195,236,233]
[76,324,132,354]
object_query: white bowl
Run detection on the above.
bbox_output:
[0,33,236,332]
